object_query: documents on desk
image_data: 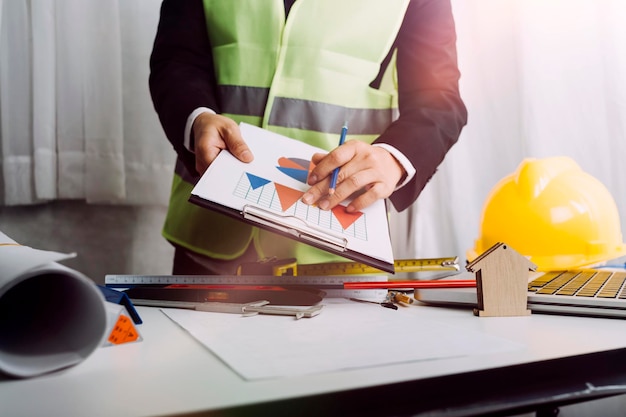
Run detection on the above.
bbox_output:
[162,298,522,380]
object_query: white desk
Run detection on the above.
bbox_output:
[3,303,626,416]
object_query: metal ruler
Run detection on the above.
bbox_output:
[105,274,389,301]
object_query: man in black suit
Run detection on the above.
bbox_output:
[149,0,467,274]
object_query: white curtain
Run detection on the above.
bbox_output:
[0,0,173,206]
[2,0,626,266]
[391,0,626,265]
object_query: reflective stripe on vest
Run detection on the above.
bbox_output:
[164,0,409,262]
[221,85,398,135]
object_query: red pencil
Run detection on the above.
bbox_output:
[343,280,476,290]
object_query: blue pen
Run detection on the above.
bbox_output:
[329,122,348,195]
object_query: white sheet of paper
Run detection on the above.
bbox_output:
[190,123,394,265]
[162,300,522,380]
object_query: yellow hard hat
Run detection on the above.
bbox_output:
[467,156,626,271]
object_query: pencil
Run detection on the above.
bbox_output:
[328,122,348,195]
[343,280,476,290]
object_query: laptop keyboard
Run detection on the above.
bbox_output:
[529,270,626,299]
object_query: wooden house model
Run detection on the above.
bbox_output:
[466,242,537,317]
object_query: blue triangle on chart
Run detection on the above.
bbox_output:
[246,173,271,190]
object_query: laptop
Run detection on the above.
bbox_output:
[414,269,626,319]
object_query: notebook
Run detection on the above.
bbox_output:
[414,269,626,319]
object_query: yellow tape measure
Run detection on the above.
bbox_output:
[238,257,460,276]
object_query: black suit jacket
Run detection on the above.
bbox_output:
[149,0,467,212]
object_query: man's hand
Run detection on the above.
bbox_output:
[192,112,253,174]
[301,141,405,212]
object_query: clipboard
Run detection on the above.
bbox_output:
[188,123,395,273]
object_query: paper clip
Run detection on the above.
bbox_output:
[195,300,323,320]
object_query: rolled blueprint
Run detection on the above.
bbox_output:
[0,231,107,378]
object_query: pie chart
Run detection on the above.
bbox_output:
[276,157,313,184]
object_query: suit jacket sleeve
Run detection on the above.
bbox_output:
[149,0,217,177]
[376,0,468,212]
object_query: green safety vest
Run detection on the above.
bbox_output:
[163,0,409,264]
